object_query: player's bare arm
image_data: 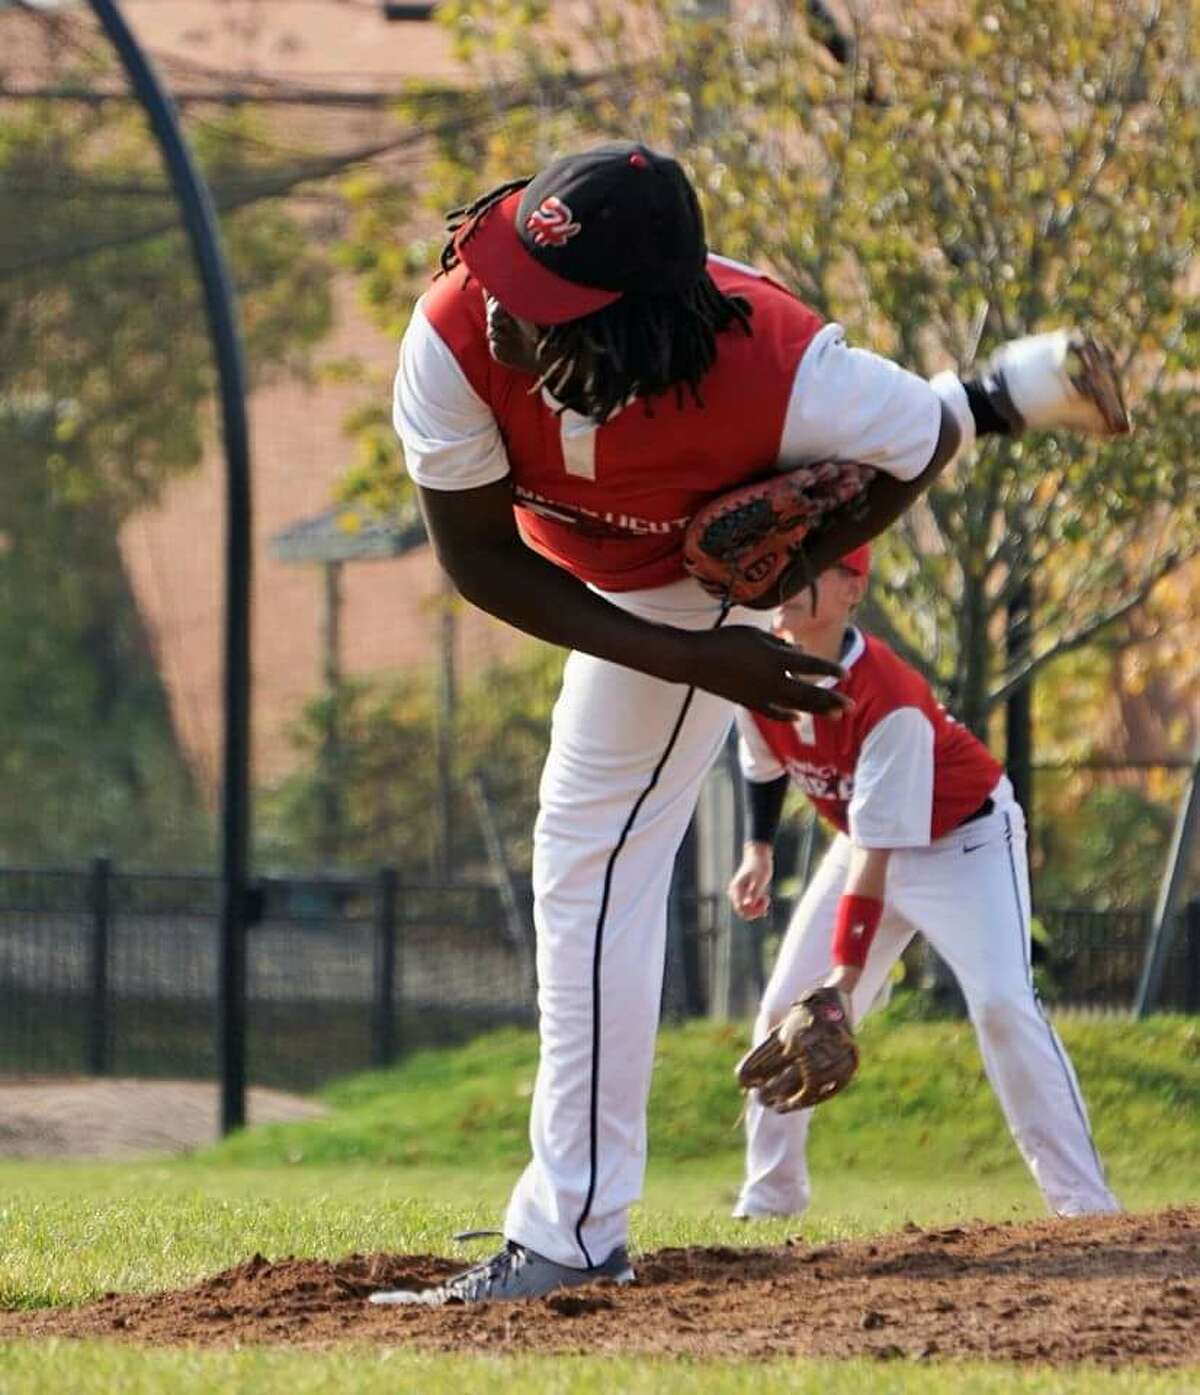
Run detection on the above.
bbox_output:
[736,331,1130,610]
[795,401,960,584]
[417,480,852,718]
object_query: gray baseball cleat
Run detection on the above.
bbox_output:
[368,1239,635,1307]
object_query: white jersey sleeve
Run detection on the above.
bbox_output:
[392,299,511,491]
[779,323,942,482]
[736,708,787,783]
[848,706,936,848]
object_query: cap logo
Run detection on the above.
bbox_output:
[525,196,581,248]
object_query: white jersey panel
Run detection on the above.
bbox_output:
[847,706,936,848]
[393,299,510,491]
[736,708,787,784]
[779,323,941,482]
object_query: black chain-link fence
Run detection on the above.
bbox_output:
[2,862,1196,1092]
[0,863,535,1091]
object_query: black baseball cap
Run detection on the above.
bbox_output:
[453,142,708,325]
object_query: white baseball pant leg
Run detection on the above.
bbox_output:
[899,792,1118,1216]
[735,834,914,1218]
[504,577,771,1268]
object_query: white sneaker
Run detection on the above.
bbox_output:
[986,330,1131,437]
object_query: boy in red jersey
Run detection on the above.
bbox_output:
[373,142,1125,1305]
[729,546,1118,1220]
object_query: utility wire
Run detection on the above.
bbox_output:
[0,84,422,106]
[0,134,409,278]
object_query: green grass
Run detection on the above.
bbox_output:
[1,1015,1198,1391]
[2,1347,1200,1395]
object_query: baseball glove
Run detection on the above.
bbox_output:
[735,986,859,1113]
[683,461,876,608]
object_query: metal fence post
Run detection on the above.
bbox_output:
[1135,738,1200,1017]
[662,870,688,1022]
[88,856,112,1075]
[1185,899,1200,1016]
[373,867,398,1067]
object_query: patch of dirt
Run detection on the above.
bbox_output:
[2,1208,1198,1365]
[0,1079,325,1159]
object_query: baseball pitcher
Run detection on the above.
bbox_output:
[371,141,1127,1306]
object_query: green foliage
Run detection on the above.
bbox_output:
[0,86,334,864]
[258,672,441,873]
[2,104,333,518]
[257,640,564,873]
[839,0,1199,729]
[1037,781,1178,909]
[0,409,211,865]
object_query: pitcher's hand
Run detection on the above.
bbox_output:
[681,626,850,719]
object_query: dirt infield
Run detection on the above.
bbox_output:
[3,1208,1197,1365]
[0,1078,324,1159]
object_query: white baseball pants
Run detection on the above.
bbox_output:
[735,784,1119,1219]
[503,577,766,1268]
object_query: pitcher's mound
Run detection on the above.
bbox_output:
[3,1208,1198,1365]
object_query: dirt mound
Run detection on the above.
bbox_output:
[3,1208,1198,1365]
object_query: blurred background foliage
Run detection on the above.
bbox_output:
[1,0,1193,913]
[0,82,333,866]
[319,0,1196,902]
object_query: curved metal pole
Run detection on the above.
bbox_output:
[88,0,252,1133]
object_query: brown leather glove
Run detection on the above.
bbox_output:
[735,986,859,1113]
[682,462,875,608]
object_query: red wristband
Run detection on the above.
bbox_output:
[832,894,884,969]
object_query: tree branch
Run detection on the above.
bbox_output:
[983,545,1193,711]
[1026,2,1160,301]
[857,594,930,673]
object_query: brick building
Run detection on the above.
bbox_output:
[108,1,525,788]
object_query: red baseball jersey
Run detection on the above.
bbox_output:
[737,629,1002,847]
[395,256,942,591]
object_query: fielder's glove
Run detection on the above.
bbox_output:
[682,461,876,609]
[735,986,859,1113]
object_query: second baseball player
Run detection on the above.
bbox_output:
[730,546,1119,1220]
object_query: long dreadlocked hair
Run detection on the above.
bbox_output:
[441,180,754,423]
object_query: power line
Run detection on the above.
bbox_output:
[0,135,406,278]
[0,84,417,106]
[0,56,646,184]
